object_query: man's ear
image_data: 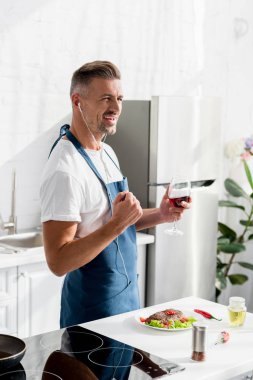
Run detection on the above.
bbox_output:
[71,93,80,108]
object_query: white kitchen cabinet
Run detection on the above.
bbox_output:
[17,262,64,338]
[0,267,17,335]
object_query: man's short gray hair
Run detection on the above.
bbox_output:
[70,60,121,96]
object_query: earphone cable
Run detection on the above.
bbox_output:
[78,105,101,151]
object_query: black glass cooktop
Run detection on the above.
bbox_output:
[0,326,185,379]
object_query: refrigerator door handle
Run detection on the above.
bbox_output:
[148,179,215,188]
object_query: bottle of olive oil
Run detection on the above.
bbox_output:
[228,297,246,327]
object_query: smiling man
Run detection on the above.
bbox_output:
[40,61,190,328]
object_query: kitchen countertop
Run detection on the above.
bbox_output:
[0,232,154,269]
[83,296,253,380]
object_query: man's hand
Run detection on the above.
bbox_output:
[159,189,191,223]
[111,191,143,232]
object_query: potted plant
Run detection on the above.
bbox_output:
[216,136,253,300]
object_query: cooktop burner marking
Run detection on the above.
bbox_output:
[61,332,104,354]
[40,331,103,354]
[88,347,143,368]
[0,369,62,379]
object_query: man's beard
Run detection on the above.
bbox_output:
[98,123,117,136]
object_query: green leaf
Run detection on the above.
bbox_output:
[243,160,253,190]
[217,237,230,245]
[237,262,253,270]
[228,274,248,285]
[218,223,237,241]
[217,262,228,270]
[239,220,253,227]
[225,178,248,198]
[218,200,245,211]
[218,242,245,253]
[216,255,227,267]
[216,271,227,290]
[248,234,253,240]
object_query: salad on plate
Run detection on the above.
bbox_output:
[138,308,197,331]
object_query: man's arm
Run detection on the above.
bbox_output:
[135,190,191,231]
[43,191,142,276]
[135,208,166,230]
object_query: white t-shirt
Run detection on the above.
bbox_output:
[40,139,123,238]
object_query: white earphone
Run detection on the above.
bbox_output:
[78,102,82,111]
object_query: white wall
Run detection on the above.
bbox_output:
[0,118,69,231]
[0,0,253,307]
[1,0,252,172]
[202,0,253,310]
[0,0,206,166]
[202,0,253,182]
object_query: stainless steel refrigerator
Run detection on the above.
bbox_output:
[107,96,221,306]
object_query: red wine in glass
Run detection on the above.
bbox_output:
[169,188,190,208]
[165,179,191,236]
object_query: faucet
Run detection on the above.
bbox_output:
[0,170,16,235]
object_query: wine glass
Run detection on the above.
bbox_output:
[164,177,191,236]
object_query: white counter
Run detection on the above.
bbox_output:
[136,231,154,245]
[83,296,253,380]
[0,247,45,269]
[0,232,154,269]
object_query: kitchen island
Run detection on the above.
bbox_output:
[83,296,253,380]
[1,296,252,379]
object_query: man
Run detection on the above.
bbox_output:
[40,61,190,328]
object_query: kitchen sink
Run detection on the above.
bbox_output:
[0,232,43,252]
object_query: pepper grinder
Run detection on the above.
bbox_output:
[191,322,208,361]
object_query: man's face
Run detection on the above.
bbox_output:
[80,77,123,136]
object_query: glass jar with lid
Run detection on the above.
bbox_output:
[228,297,247,327]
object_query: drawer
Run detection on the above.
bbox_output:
[0,297,17,334]
[0,267,17,300]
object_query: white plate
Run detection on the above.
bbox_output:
[135,309,202,332]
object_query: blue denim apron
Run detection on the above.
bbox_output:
[49,125,140,328]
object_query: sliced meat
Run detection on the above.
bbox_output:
[146,309,183,324]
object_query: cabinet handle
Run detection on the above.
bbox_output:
[19,272,28,278]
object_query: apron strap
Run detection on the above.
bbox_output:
[49,125,122,175]
[48,124,70,158]
[65,129,105,185]
[103,149,121,173]
[64,129,114,208]
[48,124,120,208]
